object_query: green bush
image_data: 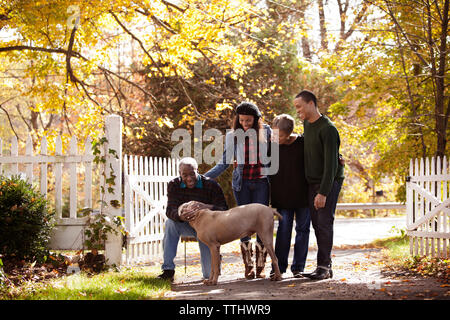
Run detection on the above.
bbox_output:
[0,175,55,262]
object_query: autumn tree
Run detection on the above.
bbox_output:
[0,0,264,151]
[327,0,449,200]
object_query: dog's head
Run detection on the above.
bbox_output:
[178,201,213,224]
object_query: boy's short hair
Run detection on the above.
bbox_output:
[273,114,295,134]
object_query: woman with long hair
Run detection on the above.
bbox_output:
[205,101,272,279]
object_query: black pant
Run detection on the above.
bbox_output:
[308,180,343,269]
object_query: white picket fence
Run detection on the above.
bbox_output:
[0,115,123,264]
[1,135,96,216]
[0,134,98,249]
[406,156,450,258]
[124,155,179,264]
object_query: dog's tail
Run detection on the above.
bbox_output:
[272,208,282,220]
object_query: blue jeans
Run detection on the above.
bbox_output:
[233,178,269,243]
[162,219,211,279]
[274,207,310,273]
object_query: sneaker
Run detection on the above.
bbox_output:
[158,270,175,281]
[292,270,303,278]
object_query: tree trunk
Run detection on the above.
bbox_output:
[435,0,449,158]
[318,0,328,51]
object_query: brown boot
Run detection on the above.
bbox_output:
[240,241,255,279]
[255,242,267,278]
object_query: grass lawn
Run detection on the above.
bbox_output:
[374,232,450,283]
[1,265,171,300]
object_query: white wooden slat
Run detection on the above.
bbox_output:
[414,158,419,226]
[10,136,18,175]
[419,157,425,255]
[129,156,135,234]
[134,156,139,237]
[428,157,434,249]
[144,156,149,237]
[139,156,144,238]
[163,158,168,201]
[158,158,163,242]
[149,157,154,202]
[436,156,441,257]
[25,135,33,184]
[408,159,413,255]
[444,156,449,258]
[40,136,47,197]
[84,137,92,209]
[99,139,105,210]
[158,157,163,202]
[69,136,78,219]
[55,136,63,219]
[124,155,131,232]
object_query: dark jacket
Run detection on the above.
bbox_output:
[270,135,308,209]
[165,174,228,222]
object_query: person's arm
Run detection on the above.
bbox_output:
[204,132,233,179]
[318,125,340,197]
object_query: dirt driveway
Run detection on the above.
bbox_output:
[164,217,450,300]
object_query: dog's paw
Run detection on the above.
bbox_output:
[270,274,282,281]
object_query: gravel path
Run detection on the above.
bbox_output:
[163,216,450,300]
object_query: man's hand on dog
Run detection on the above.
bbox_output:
[179,201,213,222]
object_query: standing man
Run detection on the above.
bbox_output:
[294,90,344,280]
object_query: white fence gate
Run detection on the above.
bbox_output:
[124,155,179,264]
[406,156,450,258]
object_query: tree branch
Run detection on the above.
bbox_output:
[109,10,166,79]
[0,105,21,141]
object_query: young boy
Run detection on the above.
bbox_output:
[270,114,310,278]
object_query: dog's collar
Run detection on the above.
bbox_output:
[180,175,203,189]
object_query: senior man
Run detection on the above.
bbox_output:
[158,157,228,281]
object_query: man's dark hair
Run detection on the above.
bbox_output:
[295,90,317,107]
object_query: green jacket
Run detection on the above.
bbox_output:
[303,115,344,196]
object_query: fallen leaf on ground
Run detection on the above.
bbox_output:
[416,293,425,297]
[114,287,129,294]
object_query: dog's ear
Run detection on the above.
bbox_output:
[178,203,189,216]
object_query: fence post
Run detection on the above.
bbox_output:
[104,115,123,266]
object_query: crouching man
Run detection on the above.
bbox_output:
[158,157,228,281]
